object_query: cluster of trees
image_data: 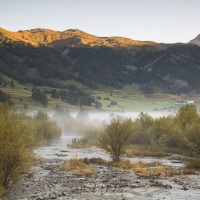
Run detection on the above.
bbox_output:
[0,89,12,105]
[49,88,95,107]
[32,87,48,107]
[0,42,72,82]
[0,105,61,192]
[69,47,136,89]
[135,45,200,93]
[99,104,200,160]
[32,86,101,108]
[10,80,15,87]
[50,84,79,98]
[0,76,3,85]
[60,90,94,106]
[94,101,102,110]
[131,104,200,153]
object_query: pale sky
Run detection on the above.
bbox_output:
[1,0,200,43]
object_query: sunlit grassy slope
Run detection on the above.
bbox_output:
[0,27,159,48]
[91,85,180,112]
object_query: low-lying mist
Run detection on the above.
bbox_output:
[51,110,171,137]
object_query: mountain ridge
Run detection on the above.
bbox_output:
[1,27,200,95]
[0,27,158,48]
[189,34,200,46]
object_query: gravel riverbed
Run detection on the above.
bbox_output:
[2,157,200,200]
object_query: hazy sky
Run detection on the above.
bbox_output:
[1,0,199,43]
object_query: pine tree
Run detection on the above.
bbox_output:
[10,80,15,87]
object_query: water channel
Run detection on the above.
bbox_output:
[35,111,183,167]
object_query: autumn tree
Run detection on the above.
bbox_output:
[0,104,36,189]
[99,116,133,161]
[0,105,61,192]
[176,104,198,129]
[176,104,200,154]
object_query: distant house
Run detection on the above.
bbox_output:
[186,99,195,104]
[176,99,195,104]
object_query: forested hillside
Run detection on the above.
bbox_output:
[1,28,200,94]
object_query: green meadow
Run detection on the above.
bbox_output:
[1,77,199,113]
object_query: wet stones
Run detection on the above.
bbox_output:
[3,158,200,200]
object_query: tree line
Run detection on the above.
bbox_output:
[31,87,95,107]
[99,104,200,160]
[2,40,200,93]
[50,88,94,107]
[0,89,12,105]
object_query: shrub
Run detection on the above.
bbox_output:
[0,104,36,188]
[34,111,61,140]
[99,116,133,161]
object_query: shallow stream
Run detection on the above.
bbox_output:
[35,130,184,168]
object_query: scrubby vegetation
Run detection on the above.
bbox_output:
[33,111,61,140]
[130,104,200,156]
[0,89,12,105]
[78,104,200,162]
[99,116,133,161]
[0,104,61,194]
[77,158,196,177]
[61,159,97,177]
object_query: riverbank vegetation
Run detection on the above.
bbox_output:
[61,159,97,177]
[99,116,133,161]
[74,104,200,162]
[0,104,61,195]
[62,157,196,178]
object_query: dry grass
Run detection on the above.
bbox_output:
[82,157,196,177]
[1,28,157,48]
[133,162,196,177]
[124,145,183,158]
[83,157,108,165]
[134,165,196,177]
[162,167,196,177]
[0,186,6,196]
[186,161,200,170]
[130,160,164,177]
[60,159,97,177]
[125,148,168,158]
[134,166,163,177]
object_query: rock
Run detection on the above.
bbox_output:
[182,186,188,191]
[36,197,45,200]
[62,191,67,196]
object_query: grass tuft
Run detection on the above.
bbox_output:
[0,186,6,196]
[61,159,97,177]
[81,157,197,177]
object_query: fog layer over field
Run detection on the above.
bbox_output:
[70,111,171,121]
[51,110,172,136]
